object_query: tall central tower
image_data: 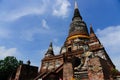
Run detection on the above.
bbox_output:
[68,1,89,38]
[35,1,118,80]
[62,1,89,54]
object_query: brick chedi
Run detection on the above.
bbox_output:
[34,1,118,80]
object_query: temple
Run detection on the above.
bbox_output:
[10,1,120,80]
[34,1,119,80]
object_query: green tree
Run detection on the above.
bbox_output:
[0,56,20,80]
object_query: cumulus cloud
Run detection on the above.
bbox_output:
[0,46,18,59]
[0,0,71,22]
[53,45,61,54]
[52,0,71,18]
[112,56,120,71]
[96,25,120,54]
[0,0,48,22]
[53,38,59,43]
[2,7,45,22]
[41,19,49,29]
[96,25,120,70]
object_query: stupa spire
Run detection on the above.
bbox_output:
[45,42,54,57]
[89,25,101,44]
[67,0,89,40]
[75,0,78,9]
[72,0,82,21]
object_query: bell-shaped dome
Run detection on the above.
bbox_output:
[67,1,89,41]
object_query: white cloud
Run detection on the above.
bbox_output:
[0,0,71,22]
[96,25,120,54]
[53,45,61,55]
[0,0,48,22]
[112,56,120,71]
[0,46,18,59]
[41,19,49,29]
[4,7,45,21]
[53,38,59,43]
[52,0,71,18]
[96,25,120,70]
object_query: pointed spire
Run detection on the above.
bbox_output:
[45,42,54,57]
[89,25,102,50]
[75,0,78,9]
[48,42,53,50]
[72,0,82,21]
[67,1,89,39]
[89,25,101,44]
[90,24,96,36]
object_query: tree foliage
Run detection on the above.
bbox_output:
[0,56,20,80]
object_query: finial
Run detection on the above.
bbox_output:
[50,42,52,47]
[48,42,53,50]
[45,42,54,57]
[72,0,82,21]
[75,0,78,9]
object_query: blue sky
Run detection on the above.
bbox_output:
[0,0,120,70]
